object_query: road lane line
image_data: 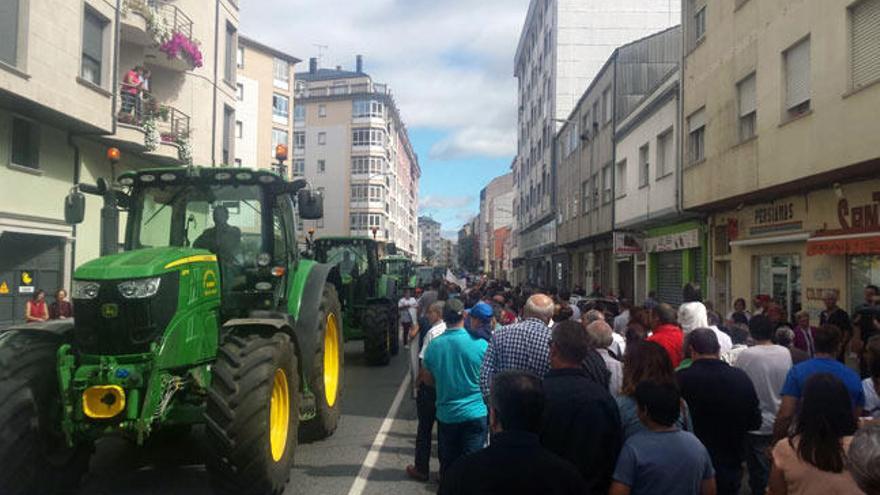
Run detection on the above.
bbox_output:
[346,371,412,495]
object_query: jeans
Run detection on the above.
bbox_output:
[437,417,488,478]
[413,384,437,474]
[744,434,772,495]
[713,459,743,495]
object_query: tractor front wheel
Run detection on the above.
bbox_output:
[301,284,344,442]
[363,305,391,366]
[0,331,92,495]
[205,333,300,495]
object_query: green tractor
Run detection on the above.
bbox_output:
[380,254,417,291]
[312,237,399,365]
[0,167,344,495]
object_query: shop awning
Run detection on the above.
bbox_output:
[806,232,880,256]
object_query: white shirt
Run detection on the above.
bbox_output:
[398,297,417,322]
[609,332,626,358]
[863,378,880,419]
[613,310,630,335]
[418,321,447,360]
[598,348,623,397]
[734,344,792,435]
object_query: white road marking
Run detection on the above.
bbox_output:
[346,372,412,495]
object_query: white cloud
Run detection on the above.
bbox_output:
[240,0,530,160]
[419,195,473,210]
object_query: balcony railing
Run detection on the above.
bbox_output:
[296,82,391,99]
[125,0,193,40]
[117,83,191,146]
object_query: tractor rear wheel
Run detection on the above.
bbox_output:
[300,284,344,442]
[0,331,92,495]
[205,333,300,495]
[363,305,391,366]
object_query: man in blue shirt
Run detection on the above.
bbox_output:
[423,298,489,479]
[773,323,865,440]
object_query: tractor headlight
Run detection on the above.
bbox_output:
[72,280,100,300]
[118,277,161,299]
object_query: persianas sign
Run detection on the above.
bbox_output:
[808,191,880,256]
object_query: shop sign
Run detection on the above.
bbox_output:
[837,192,880,233]
[613,231,644,254]
[806,288,839,301]
[18,271,34,294]
[808,190,880,256]
[807,235,880,256]
[0,281,8,295]
[645,228,700,253]
[749,202,803,236]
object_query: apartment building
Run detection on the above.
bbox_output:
[418,216,442,265]
[235,36,300,175]
[294,57,420,257]
[682,0,880,317]
[512,0,680,287]
[0,0,238,326]
[478,173,513,275]
[436,238,457,270]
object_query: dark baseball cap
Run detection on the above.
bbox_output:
[443,298,465,322]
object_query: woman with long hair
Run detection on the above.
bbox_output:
[25,289,48,323]
[768,373,862,494]
[616,340,692,438]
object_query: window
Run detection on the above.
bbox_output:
[318,132,326,145]
[11,118,39,170]
[737,73,757,141]
[602,87,612,124]
[639,144,650,187]
[353,99,384,118]
[694,6,707,42]
[273,58,289,86]
[294,105,305,122]
[224,23,237,85]
[352,128,385,146]
[351,185,383,202]
[318,104,327,117]
[272,93,289,122]
[656,129,673,178]
[237,45,244,68]
[236,83,244,101]
[602,164,612,204]
[294,131,305,150]
[352,156,385,174]
[582,181,590,213]
[293,159,304,176]
[591,173,599,209]
[687,108,706,164]
[81,8,107,86]
[784,38,811,117]
[235,121,243,138]
[851,0,880,88]
[592,101,599,128]
[0,0,20,66]
[317,159,326,173]
[615,160,627,198]
[222,106,235,165]
[271,128,288,155]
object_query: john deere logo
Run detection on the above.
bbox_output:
[101,303,119,319]
[203,270,218,297]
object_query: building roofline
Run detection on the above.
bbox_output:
[514,0,541,73]
[239,35,302,64]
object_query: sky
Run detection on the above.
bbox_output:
[240,0,531,238]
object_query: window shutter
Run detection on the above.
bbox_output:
[738,74,756,116]
[852,0,880,88]
[688,108,705,132]
[83,12,103,62]
[785,39,811,109]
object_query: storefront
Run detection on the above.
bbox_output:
[645,221,705,306]
[614,231,644,302]
[710,178,880,319]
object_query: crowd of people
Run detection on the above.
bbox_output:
[400,278,880,495]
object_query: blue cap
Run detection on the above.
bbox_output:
[469,302,494,321]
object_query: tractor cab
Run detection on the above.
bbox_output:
[380,255,415,290]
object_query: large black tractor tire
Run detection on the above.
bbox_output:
[300,284,344,442]
[389,306,401,357]
[363,305,391,366]
[205,333,300,495]
[0,331,92,495]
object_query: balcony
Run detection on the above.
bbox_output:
[120,1,201,72]
[110,84,191,165]
[296,82,391,99]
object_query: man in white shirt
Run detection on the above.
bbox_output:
[407,301,447,482]
[733,315,792,495]
[398,289,418,347]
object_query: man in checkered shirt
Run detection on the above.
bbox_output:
[480,294,555,399]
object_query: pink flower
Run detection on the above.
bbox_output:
[159,32,204,69]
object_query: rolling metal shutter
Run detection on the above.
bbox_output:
[0,233,64,327]
[656,251,683,306]
[784,39,811,109]
[852,0,880,88]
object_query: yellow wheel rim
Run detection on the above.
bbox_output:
[269,368,290,462]
[324,314,340,408]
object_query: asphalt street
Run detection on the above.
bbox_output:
[77,339,437,495]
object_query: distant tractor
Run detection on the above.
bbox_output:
[415,265,435,288]
[312,237,399,365]
[380,254,417,290]
[0,166,344,495]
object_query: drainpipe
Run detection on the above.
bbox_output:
[210,0,220,166]
[610,54,618,296]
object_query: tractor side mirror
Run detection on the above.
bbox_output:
[298,189,324,220]
[64,190,86,224]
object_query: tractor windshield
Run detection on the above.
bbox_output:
[382,260,410,278]
[316,243,369,283]
[129,184,264,267]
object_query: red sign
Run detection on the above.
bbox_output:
[807,235,880,256]
[836,192,880,232]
